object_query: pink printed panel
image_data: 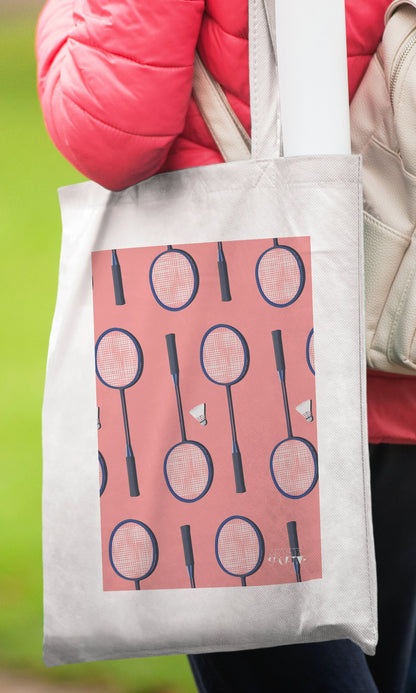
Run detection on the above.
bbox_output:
[92,237,321,591]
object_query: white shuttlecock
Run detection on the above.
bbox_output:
[295,400,313,422]
[190,403,207,426]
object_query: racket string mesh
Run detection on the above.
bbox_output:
[202,327,245,384]
[96,331,139,388]
[112,523,155,579]
[166,443,209,500]
[217,518,261,576]
[152,252,195,309]
[272,439,316,496]
[258,248,301,304]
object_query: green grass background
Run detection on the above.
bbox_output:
[0,11,197,692]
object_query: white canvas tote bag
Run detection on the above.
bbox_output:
[42,0,377,666]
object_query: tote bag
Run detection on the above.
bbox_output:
[42,0,377,666]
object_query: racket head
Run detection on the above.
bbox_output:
[109,519,158,584]
[98,451,108,496]
[270,437,318,498]
[200,324,249,386]
[95,328,143,390]
[306,328,315,375]
[164,441,213,502]
[255,242,305,307]
[149,247,199,311]
[215,515,264,582]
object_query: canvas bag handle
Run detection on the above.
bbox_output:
[192,0,282,162]
[192,53,252,161]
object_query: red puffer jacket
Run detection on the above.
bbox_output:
[36,0,416,445]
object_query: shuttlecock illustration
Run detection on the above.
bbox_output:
[190,403,207,426]
[296,399,313,422]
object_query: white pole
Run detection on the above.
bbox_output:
[274,0,351,156]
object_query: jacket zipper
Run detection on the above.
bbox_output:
[389,29,416,103]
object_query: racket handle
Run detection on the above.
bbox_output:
[217,243,231,302]
[181,525,195,588]
[287,521,300,555]
[111,250,125,305]
[218,260,231,301]
[181,525,194,563]
[233,452,246,493]
[272,330,285,373]
[287,521,302,582]
[126,452,139,497]
[166,333,179,377]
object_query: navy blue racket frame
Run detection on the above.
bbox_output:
[200,324,249,494]
[164,333,213,503]
[109,519,158,591]
[95,327,143,497]
[149,245,199,311]
[306,328,315,375]
[270,329,318,499]
[98,451,108,496]
[255,238,305,307]
[215,515,265,586]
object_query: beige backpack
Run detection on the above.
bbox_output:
[350,0,416,373]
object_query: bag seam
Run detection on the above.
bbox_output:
[357,161,378,639]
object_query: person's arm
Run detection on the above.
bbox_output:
[36,0,205,190]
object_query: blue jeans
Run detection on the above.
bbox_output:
[189,444,416,693]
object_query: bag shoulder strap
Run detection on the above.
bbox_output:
[193,0,281,163]
[192,53,251,162]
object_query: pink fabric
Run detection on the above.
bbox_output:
[36,0,387,190]
[36,0,416,445]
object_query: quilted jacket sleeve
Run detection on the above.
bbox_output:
[36,0,205,190]
[345,0,390,99]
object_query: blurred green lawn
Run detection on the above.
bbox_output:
[0,12,197,693]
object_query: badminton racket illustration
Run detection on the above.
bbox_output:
[111,249,125,305]
[164,333,213,502]
[306,328,315,375]
[200,324,249,494]
[255,238,305,307]
[109,519,158,590]
[149,244,199,311]
[215,516,264,586]
[180,524,196,588]
[95,328,143,497]
[217,242,231,302]
[287,521,302,583]
[270,330,318,498]
[98,451,108,496]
